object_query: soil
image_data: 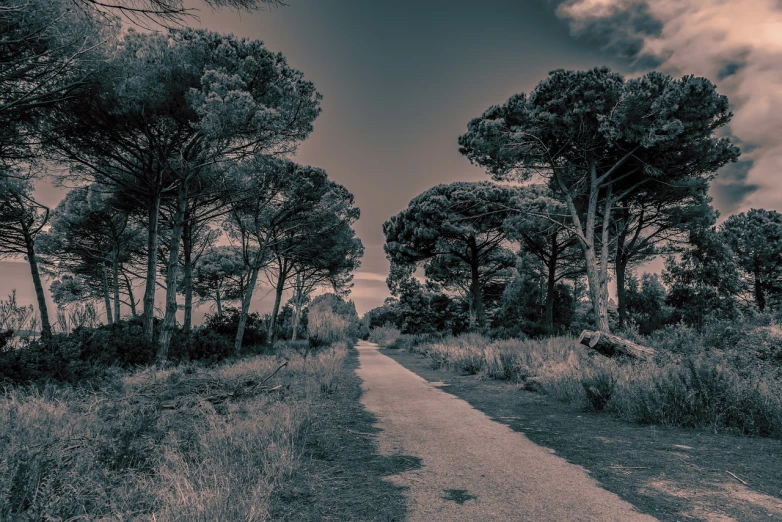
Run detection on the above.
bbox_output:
[384,347,782,522]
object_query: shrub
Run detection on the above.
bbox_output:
[0,319,157,385]
[581,368,617,411]
[407,329,782,439]
[203,308,267,348]
[368,325,401,347]
[168,329,234,365]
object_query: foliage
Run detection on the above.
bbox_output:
[384,182,518,328]
[167,329,234,365]
[202,308,267,349]
[721,208,782,311]
[191,246,248,315]
[624,272,670,334]
[492,256,576,337]
[460,66,740,332]
[368,325,401,346]
[663,227,741,327]
[0,319,157,385]
[307,294,360,346]
[0,0,103,165]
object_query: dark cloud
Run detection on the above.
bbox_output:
[710,160,759,213]
[716,60,745,80]
[556,1,663,64]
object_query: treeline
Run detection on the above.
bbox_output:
[368,68,781,339]
[0,0,363,365]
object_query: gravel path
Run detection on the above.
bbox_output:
[355,340,659,521]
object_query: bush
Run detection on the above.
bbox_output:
[581,368,617,411]
[385,334,440,351]
[168,329,234,365]
[203,308,267,348]
[368,325,401,347]
[0,319,157,385]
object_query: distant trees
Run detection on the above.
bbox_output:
[721,209,782,312]
[307,293,360,345]
[224,159,358,352]
[384,182,518,328]
[0,174,51,338]
[40,186,141,325]
[662,228,741,328]
[504,186,581,333]
[460,67,740,332]
[192,246,247,318]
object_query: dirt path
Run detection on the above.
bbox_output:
[355,340,658,521]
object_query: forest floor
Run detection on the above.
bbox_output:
[382,344,782,522]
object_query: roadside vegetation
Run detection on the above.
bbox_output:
[0,343,346,520]
[0,292,389,520]
[362,65,782,445]
[369,318,782,439]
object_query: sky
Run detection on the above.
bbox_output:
[3,0,779,320]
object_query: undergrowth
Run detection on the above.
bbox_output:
[0,342,350,520]
[409,327,782,439]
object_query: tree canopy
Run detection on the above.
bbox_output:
[459,67,740,332]
[384,182,517,328]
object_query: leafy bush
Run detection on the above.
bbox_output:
[0,319,157,385]
[169,329,234,365]
[202,308,267,348]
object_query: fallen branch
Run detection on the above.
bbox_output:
[578,330,656,360]
[726,471,748,485]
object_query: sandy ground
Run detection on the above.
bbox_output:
[355,340,659,522]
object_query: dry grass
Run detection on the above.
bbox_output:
[410,333,782,438]
[0,344,349,521]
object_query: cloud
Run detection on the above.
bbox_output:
[555,0,782,215]
[352,271,389,283]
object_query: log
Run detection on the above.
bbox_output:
[578,330,656,360]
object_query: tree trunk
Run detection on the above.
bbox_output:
[102,263,113,326]
[269,260,289,345]
[754,272,766,312]
[468,236,485,328]
[579,330,656,360]
[291,273,303,340]
[544,234,559,334]
[124,272,138,317]
[215,291,223,317]
[25,238,51,340]
[142,192,162,342]
[616,258,627,328]
[157,183,188,363]
[113,251,121,324]
[580,244,610,332]
[182,216,193,333]
[615,203,630,328]
[234,265,261,354]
